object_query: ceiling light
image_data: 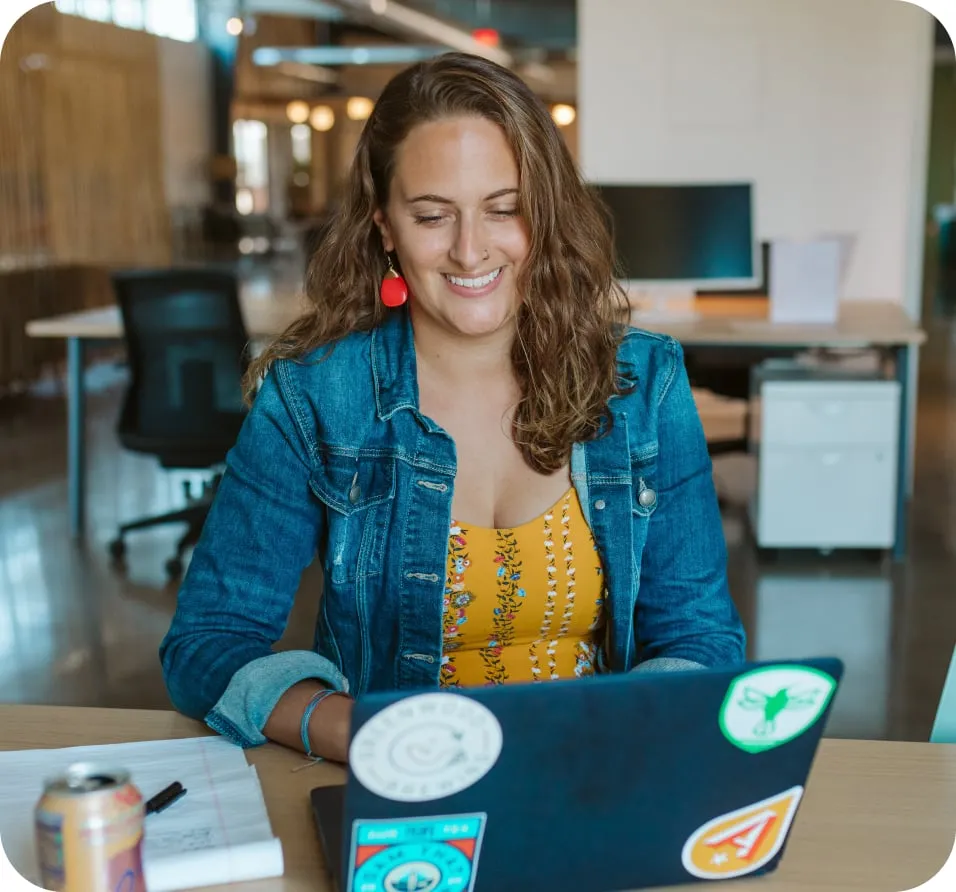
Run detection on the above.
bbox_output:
[286,100,310,124]
[226,17,243,36]
[346,97,374,121]
[472,28,499,47]
[275,62,338,85]
[551,104,576,127]
[310,105,335,132]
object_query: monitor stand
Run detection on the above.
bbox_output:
[624,285,701,323]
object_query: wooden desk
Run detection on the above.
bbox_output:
[632,297,925,347]
[26,295,925,556]
[1,705,954,892]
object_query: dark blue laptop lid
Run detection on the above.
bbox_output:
[331,657,844,892]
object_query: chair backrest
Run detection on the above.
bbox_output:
[112,268,250,458]
[931,646,956,743]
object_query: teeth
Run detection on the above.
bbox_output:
[446,268,501,288]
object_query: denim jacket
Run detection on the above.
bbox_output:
[159,307,746,748]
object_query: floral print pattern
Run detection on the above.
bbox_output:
[440,524,472,686]
[439,487,605,687]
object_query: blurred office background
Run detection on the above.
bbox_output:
[0,0,955,743]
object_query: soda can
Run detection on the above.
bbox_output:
[34,763,146,892]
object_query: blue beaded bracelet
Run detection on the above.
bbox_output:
[300,689,340,760]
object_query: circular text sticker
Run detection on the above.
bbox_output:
[349,693,503,802]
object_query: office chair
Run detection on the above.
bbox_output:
[108,269,250,579]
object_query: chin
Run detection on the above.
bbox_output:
[447,301,516,338]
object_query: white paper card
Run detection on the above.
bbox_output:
[769,237,851,324]
[0,736,284,892]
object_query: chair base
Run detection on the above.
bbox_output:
[109,477,218,579]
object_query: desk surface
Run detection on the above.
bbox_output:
[1,705,953,892]
[25,283,308,341]
[26,295,926,348]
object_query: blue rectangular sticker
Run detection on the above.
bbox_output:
[346,813,487,892]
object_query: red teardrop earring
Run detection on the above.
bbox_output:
[380,252,408,308]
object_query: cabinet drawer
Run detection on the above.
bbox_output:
[760,382,900,447]
[756,446,897,548]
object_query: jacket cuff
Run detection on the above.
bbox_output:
[204,650,350,748]
[631,657,706,673]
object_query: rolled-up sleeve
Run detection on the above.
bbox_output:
[159,364,345,746]
[633,339,747,669]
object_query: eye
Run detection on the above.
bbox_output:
[414,214,446,226]
[489,208,519,219]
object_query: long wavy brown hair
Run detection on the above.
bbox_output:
[246,52,631,473]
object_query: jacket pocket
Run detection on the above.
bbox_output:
[310,452,396,583]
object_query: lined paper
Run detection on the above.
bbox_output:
[0,736,283,891]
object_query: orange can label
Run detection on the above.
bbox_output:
[35,774,146,892]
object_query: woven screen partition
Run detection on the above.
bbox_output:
[0,5,172,390]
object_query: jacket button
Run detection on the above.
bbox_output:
[594,499,606,511]
[639,488,657,508]
[349,484,361,504]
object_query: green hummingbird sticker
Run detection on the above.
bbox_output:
[719,666,837,754]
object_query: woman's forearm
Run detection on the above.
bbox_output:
[263,681,353,763]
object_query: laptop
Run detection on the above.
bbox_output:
[312,656,844,892]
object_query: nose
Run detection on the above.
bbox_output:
[449,214,487,271]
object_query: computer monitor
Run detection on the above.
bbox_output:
[592,183,761,301]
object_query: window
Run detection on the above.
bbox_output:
[54,0,197,42]
[291,124,312,167]
[233,120,270,215]
[144,0,197,42]
[80,0,111,22]
[112,0,145,29]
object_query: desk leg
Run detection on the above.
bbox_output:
[893,344,910,561]
[67,337,86,540]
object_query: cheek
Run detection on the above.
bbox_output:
[497,223,530,264]
[396,230,449,272]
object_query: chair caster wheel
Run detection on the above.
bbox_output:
[165,557,184,579]
[109,539,126,561]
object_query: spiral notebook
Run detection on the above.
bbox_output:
[0,736,284,891]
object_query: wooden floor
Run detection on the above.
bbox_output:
[1,273,954,742]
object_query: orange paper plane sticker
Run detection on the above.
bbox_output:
[681,786,803,880]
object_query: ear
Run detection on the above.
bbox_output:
[372,208,395,253]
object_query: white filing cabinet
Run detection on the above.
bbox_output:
[750,371,901,549]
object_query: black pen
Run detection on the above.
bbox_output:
[145,782,187,816]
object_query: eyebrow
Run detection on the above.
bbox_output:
[406,188,519,204]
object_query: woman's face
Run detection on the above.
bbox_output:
[374,115,530,342]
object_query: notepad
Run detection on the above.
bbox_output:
[0,736,284,891]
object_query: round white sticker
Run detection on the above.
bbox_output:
[719,665,837,754]
[349,693,503,802]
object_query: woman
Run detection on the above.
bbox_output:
[160,52,745,764]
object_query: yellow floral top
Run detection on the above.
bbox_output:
[440,486,606,687]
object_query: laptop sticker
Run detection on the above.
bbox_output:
[346,812,487,892]
[349,692,503,802]
[681,786,803,880]
[718,665,837,754]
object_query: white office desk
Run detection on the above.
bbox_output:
[26,294,924,557]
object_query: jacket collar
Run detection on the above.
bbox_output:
[371,307,420,421]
